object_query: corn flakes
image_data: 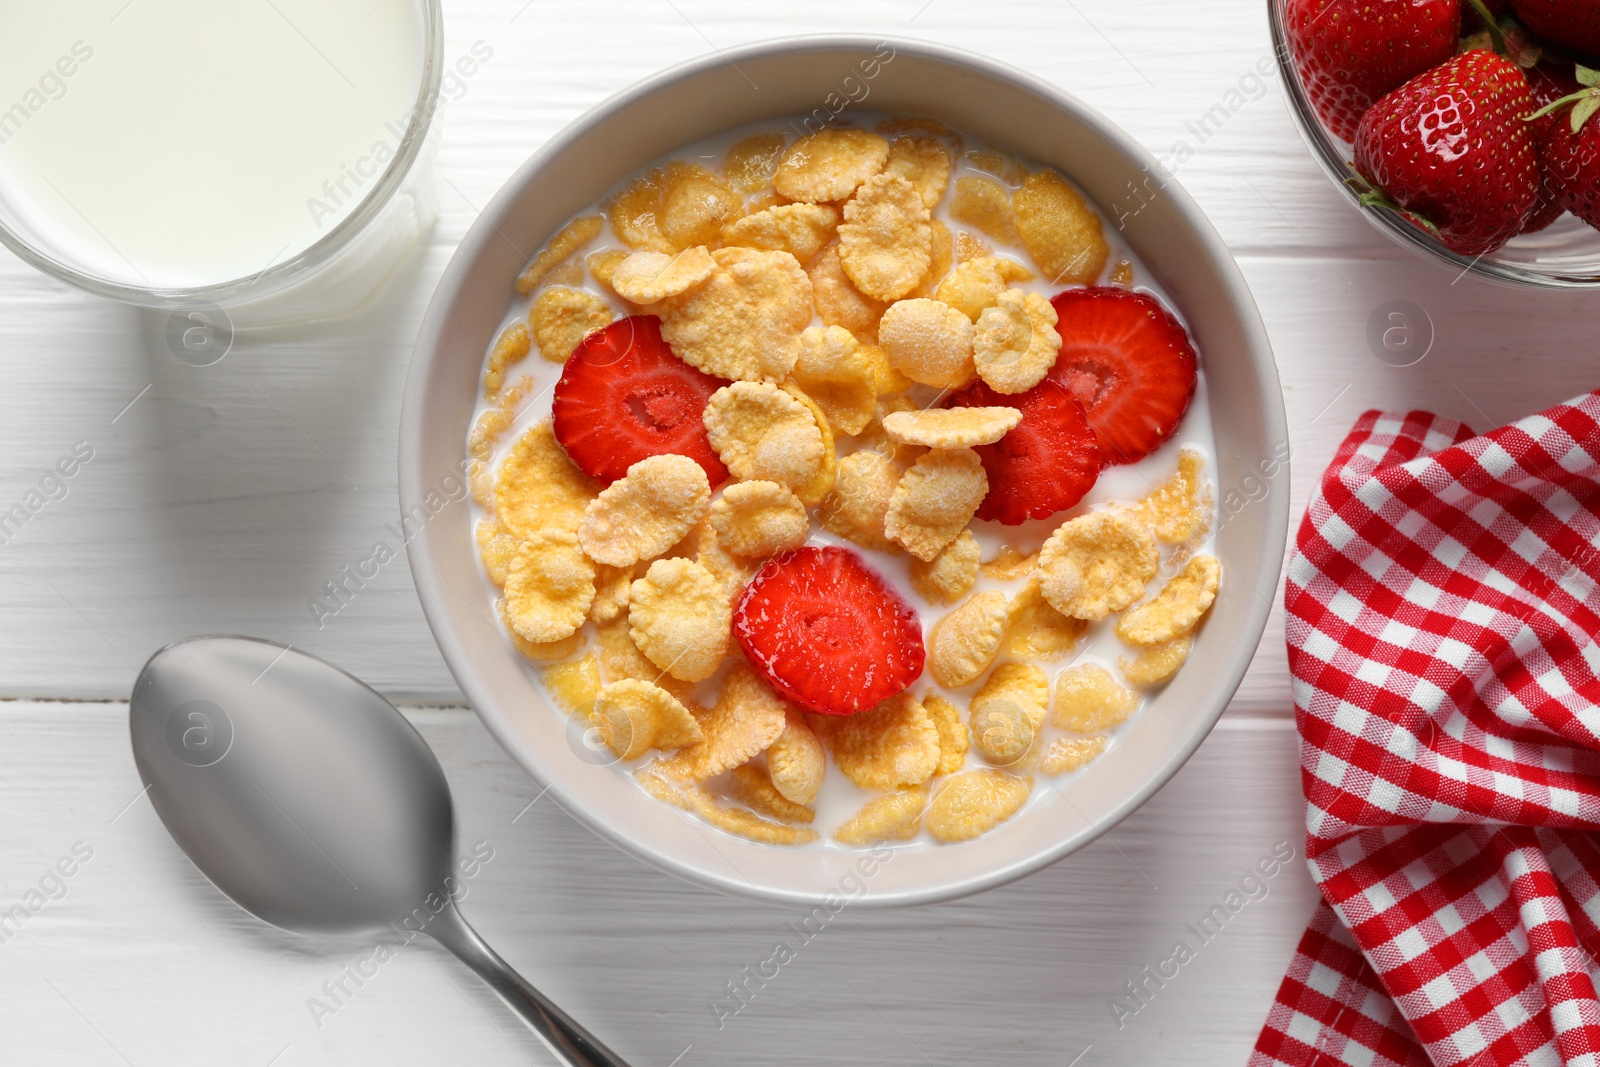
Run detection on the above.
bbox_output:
[627,557,731,682]
[964,147,1029,187]
[596,617,692,701]
[1038,735,1107,775]
[578,453,711,567]
[588,563,633,624]
[1120,635,1193,686]
[516,215,604,294]
[805,241,887,337]
[767,710,825,804]
[934,255,1035,323]
[677,661,791,778]
[1052,663,1138,732]
[476,521,519,586]
[724,132,788,194]
[973,289,1059,395]
[926,770,1030,842]
[1004,578,1085,660]
[484,321,531,398]
[909,529,980,606]
[912,218,954,298]
[606,170,673,253]
[1110,258,1135,287]
[730,763,814,823]
[825,691,939,790]
[1013,169,1109,285]
[503,530,596,643]
[857,341,913,396]
[703,381,825,493]
[586,248,630,291]
[953,231,992,263]
[774,128,889,202]
[660,161,742,250]
[885,448,987,561]
[838,173,933,302]
[779,383,837,507]
[594,679,703,760]
[819,449,898,551]
[658,246,812,382]
[697,794,819,845]
[926,590,1010,688]
[834,790,927,846]
[721,203,840,263]
[923,693,969,776]
[1129,447,1208,544]
[878,297,974,389]
[970,662,1048,765]
[608,247,717,304]
[1038,511,1159,620]
[981,545,1038,581]
[790,325,876,436]
[884,137,952,209]
[882,407,1020,449]
[495,421,599,539]
[709,480,809,558]
[541,654,602,720]
[501,600,584,663]
[1116,555,1220,647]
[531,286,614,364]
[950,176,1020,245]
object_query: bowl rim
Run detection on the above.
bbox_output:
[401,33,1291,907]
[1266,0,1600,290]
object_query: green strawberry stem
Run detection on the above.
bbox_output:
[1344,166,1443,239]
[1464,0,1508,57]
[1525,68,1600,134]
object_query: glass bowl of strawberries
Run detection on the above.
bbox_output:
[1271,0,1600,287]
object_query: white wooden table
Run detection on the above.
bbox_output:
[3,2,1595,1064]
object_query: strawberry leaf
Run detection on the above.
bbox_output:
[1579,65,1600,88]
[1575,96,1600,134]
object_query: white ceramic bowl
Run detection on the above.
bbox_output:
[401,36,1289,908]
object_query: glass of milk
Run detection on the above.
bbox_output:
[0,0,443,324]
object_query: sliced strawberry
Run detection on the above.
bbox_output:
[947,377,1099,526]
[1046,287,1197,467]
[551,315,728,486]
[733,547,924,717]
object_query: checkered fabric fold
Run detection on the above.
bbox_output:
[1252,393,1600,1067]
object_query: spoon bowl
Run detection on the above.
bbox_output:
[130,636,627,1067]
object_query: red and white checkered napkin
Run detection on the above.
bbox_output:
[1251,392,1600,1067]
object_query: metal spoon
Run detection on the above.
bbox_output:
[129,635,627,1067]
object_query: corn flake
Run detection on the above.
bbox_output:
[1038,735,1108,775]
[780,382,837,506]
[484,321,531,398]
[825,692,940,790]
[531,286,613,363]
[659,247,812,382]
[1130,447,1208,544]
[703,381,825,493]
[911,218,954,298]
[970,663,1048,766]
[606,170,673,253]
[926,770,1030,842]
[834,790,927,846]
[1004,578,1085,660]
[953,231,992,263]
[964,147,1029,187]
[476,521,519,586]
[878,298,974,389]
[693,520,760,610]
[730,763,814,823]
[609,247,717,304]
[774,128,889,202]
[709,480,809,558]
[973,289,1060,395]
[1120,635,1193,686]
[627,557,731,682]
[660,161,742,250]
[1111,258,1136,287]
[1014,169,1110,285]
[721,203,840,263]
[501,601,584,663]
[588,562,634,624]
[927,590,1010,688]
[503,530,596,643]
[858,341,914,396]
[876,116,962,148]
[541,654,602,720]
[1038,511,1159,620]
[934,255,1036,323]
[950,176,1020,246]
[981,545,1038,581]
[909,529,980,606]
[885,448,987,562]
[697,794,819,845]
[586,249,630,291]
[767,710,825,804]
[579,453,711,567]
[677,662,791,778]
[724,132,788,194]
[885,137,952,209]
[923,694,970,776]
[819,449,898,551]
[1052,663,1138,732]
[805,241,887,336]
[791,326,876,436]
[838,173,933,302]
[496,421,599,539]
[883,407,1020,449]
[594,679,703,760]
[1117,555,1220,647]
[516,215,604,294]
[596,617,692,701]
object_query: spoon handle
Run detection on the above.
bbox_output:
[430,901,631,1067]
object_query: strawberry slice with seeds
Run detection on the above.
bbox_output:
[947,377,1099,526]
[1046,287,1197,467]
[552,315,728,486]
[733,546,924,717]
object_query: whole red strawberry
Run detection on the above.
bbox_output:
[1524,60,1581,232]
[1286,0,1461,142]
[1528,65,1600,229]
[1508,0,1600,58]
[1352,50,1540,256]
